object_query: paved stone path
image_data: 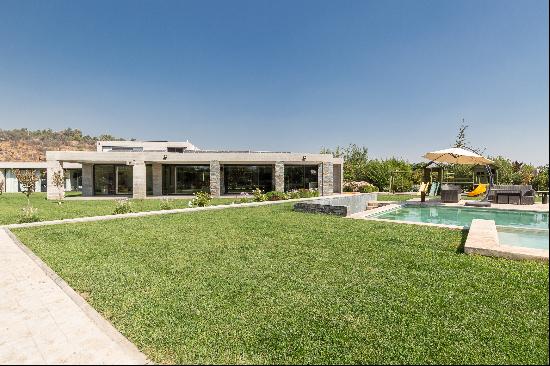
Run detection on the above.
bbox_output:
[0,229,148,364]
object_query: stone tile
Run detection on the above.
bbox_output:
[0,229,148,364]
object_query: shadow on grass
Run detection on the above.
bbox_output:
[456,228,469,253]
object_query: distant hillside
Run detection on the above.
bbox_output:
[0,128,127,162]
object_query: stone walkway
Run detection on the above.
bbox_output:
[0,229,148,364]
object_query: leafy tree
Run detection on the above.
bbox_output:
[13,169,39,205]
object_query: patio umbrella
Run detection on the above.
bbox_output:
[423,147,494,202]
[423,147,493,165]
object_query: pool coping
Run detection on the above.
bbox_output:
[464,219,549,262]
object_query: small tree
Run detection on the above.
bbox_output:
[13,169,39,205]
[0,179,4,195]
[52,170,65,201]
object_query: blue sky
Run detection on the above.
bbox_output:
[0,0,548,164]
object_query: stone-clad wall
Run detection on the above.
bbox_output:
[274,161,284,192]
[210,160,221,197]
[293,193,376,217]
[81,164,93,196]
[132,163,146,199]
[321,162,333,196]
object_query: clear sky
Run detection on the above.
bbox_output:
[1,0,548,164]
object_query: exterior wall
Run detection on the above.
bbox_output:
[82,164,94,196]
[46,161,65,200]
[132,163,146,199]
[321,162,334,196]
[4,169,18,192]
[97,140,197,152]
[45,149,343,199]
[152,163,162,196]
[209,161,221,197]
[274,161,284,192]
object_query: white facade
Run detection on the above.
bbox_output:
[0,162,81,193]
[96,140,198,153]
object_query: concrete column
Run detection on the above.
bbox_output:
[82,164,94,196]
[333,164,343,193]
[321,162,334,196]
[46,160,65,200]
[152,163,163,196]
[132,162,147,199]
[0,169,5,193]
[273,161,285,192]
[209,160,221,197]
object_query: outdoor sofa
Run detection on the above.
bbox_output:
[487,185,536,205]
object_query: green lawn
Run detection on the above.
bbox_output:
[0,193,234,225]
[13,204,549,364]
[377,193,423,201]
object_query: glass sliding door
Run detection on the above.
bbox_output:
[175,165,210,194]
[223,165,273,194]
[94,165,133,195]
[162,165,210,194]
[116,166,133,194]
[94,165,115,195]
[284,165,318,191]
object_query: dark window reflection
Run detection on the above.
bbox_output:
[223,165,273,193]
[284,165,318,191]
[162,165,210,194]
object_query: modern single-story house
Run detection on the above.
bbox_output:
[0,161,81,193]
[44,141,343,200]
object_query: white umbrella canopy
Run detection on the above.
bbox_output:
[423,147,493,165]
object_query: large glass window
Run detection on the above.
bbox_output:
[162,165,210,194]
[284,165,318,191]
[116,166,133,194]
[94,165,133,195]
[146,165,153,196]
[223,165,273,193]
[94,165,115,195]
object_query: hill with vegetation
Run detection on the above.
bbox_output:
[0,128,127,162]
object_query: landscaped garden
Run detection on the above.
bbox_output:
[12,204,549,364]
[0,193,235,225]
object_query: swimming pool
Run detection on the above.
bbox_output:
[372,205,549,249]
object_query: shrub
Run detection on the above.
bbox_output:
[265,191,289,201]
[238,192,252,203]
[288,190,302,199]
[113,199,133,214]
[18,205,40,223]
[189,191,212,207]
[0,180,3,195]
[252,188,267,202]
[298,188,319,198]
[343,181,378,193]
[160,198,175,210]
[358,183,379,193]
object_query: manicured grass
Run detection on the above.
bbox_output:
[0,193,234,225]
[13,204,549,364]
[377,193,423,201]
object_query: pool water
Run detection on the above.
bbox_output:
[497,227,549,250]
[373,205,549,250]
